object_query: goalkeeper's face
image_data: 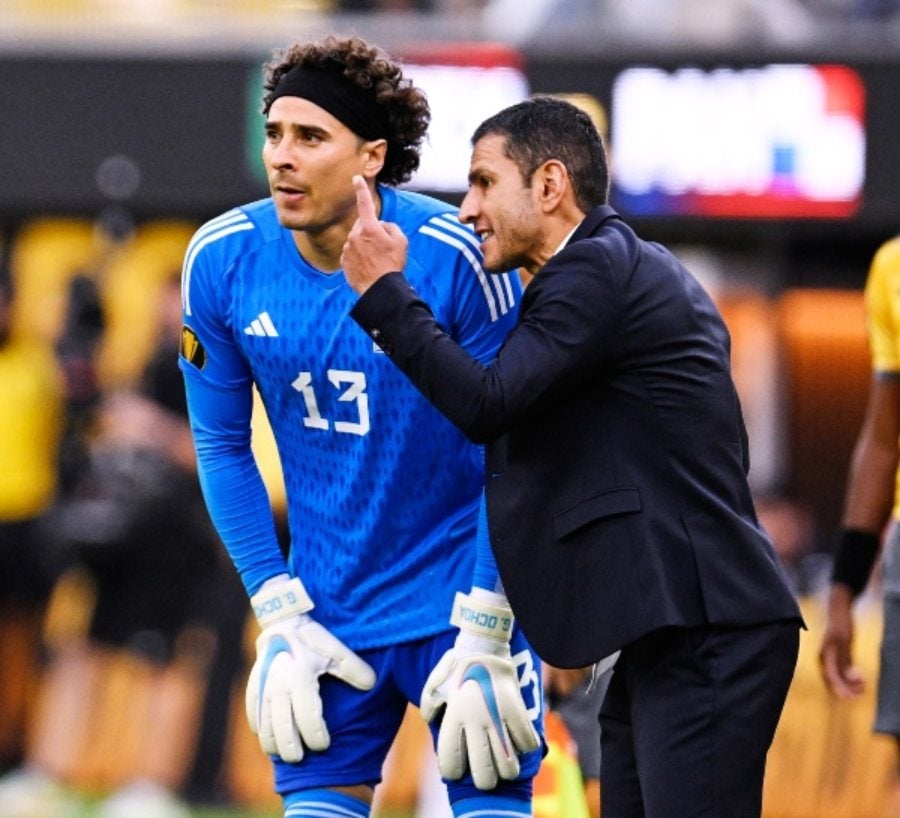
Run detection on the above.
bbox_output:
[460,134,544,277]
[263,96,383,238]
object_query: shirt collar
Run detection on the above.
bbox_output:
[553,222,582,257]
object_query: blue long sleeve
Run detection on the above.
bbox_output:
[183,372,287,595]
[472,491,504,595]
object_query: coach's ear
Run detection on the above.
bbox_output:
[534,159,569,214]
[360,138,387,180]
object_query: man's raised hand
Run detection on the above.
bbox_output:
[341,175,408,295]
[352,172,379,225]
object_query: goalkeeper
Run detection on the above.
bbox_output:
[179,35,543,818]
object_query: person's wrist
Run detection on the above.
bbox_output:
[250,575,314,628]
[450,590,514,649]
[831,528,880,598]
[455,628,511,657]
[467,586,510,607]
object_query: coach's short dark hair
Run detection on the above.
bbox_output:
[472,96,609,211]
[263,35,430,187]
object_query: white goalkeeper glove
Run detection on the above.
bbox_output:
[245,575,376,763]
[420,589,541,791]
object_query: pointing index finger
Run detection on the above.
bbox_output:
[352,175,378,226]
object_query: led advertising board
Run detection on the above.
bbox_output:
[609,64,866,219]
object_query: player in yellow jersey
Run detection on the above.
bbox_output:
[0,275,64,774]
[820,236,900,771]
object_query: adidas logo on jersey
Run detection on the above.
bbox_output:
[244,312,279,337]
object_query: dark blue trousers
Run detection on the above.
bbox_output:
[599,619,800,817]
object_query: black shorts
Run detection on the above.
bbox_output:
[0,518,60,610]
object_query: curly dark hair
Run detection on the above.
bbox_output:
[262,35,430,187]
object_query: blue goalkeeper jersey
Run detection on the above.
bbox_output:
[180,186,520,649]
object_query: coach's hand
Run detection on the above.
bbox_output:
[245,576,376,763]
[341,175,408,295]
[420,590,540,790]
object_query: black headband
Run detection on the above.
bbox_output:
[268,64,388,141]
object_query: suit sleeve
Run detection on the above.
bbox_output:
[351,242,620,444]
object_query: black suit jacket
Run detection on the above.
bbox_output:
[352,205,802,668]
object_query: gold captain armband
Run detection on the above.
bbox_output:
[450,591,514,642]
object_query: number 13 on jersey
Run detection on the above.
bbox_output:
[292,369,370,436]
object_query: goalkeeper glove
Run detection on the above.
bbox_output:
[245,575,376,763]
[420,589,540,791]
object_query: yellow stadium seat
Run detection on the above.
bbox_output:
[96,220,196,388]
[9,217,97,346]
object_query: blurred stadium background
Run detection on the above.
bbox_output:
[2,0,900,816]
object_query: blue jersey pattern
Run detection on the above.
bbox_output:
[180,186,520,649]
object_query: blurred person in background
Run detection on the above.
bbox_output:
[0,273,231,818]
[755,494,829,598]
[0,271,65,774]
[542,665,609,818]
[179,34,543,818]
[819,235,900,784]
